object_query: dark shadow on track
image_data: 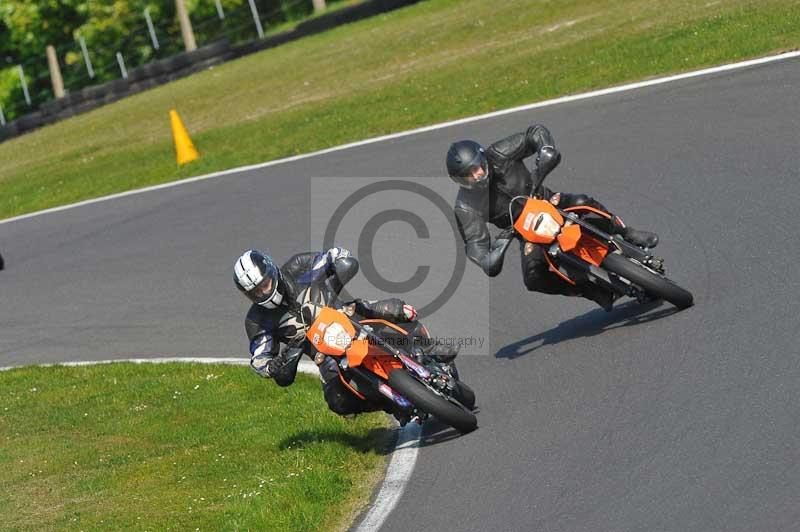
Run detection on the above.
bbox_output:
[278,427,397,455]
[418,424,466,446]
[416,409,482,447]
[495,300,678,360]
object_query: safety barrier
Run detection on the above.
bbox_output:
[0,0,419,143]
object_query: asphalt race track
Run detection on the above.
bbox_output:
[3,56,800,531]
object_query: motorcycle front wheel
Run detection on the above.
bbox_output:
[388,369,477,433]
[444,361,476,410]
[601,252,693,309]
[452,380,476,411]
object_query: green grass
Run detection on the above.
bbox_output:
[0,363,390,531]
[1,0,798,220]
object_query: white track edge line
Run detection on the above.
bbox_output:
[354,422,422,532]
[2,50,798,227]
[0,357,318,374]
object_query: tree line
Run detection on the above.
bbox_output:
[0,0,332,121]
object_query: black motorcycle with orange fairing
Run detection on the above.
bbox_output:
[302,302,478,434]
[508,171,694,310]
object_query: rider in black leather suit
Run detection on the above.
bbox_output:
[447,125,659,310]
[233,247,454,417]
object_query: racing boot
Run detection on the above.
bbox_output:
[621,226,659,249]
[610,216,659,249]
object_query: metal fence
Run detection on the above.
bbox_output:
[0,0,325,125]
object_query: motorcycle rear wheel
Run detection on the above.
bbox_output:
[388,370,477,433]
[602,252,693,309]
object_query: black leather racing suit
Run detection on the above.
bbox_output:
[244,249,416,416]
[453,125,618,295]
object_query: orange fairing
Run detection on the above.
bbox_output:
[362,352,403,380]
[306,307,356,356]
[559,205,610,265]
[572,235,609,266]
[513,198,564,244]
[557,224,582,252]
[346,339,369,367]
[356,319,408,378]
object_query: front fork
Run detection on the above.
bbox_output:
[550,246,648,301]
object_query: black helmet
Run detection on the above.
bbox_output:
[446,140,489,190]
[233,250,286,309]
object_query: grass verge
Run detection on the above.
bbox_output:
[0,362,390,531]
[0,0,798,219]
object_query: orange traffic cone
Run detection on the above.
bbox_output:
[169,109,199,165]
